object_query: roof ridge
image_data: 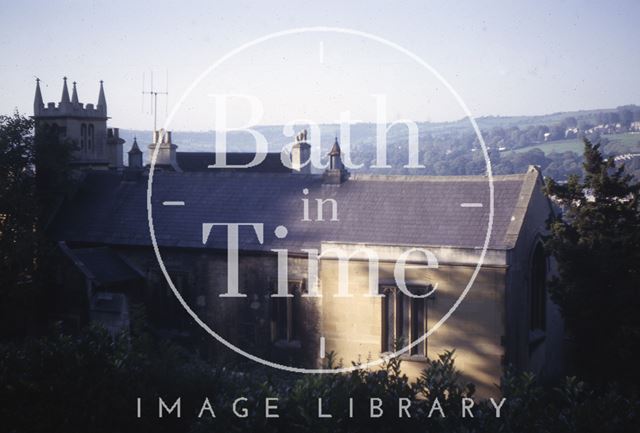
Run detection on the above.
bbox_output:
[176,151,283,155]
[151,170,531,182]
[349,172,528,182]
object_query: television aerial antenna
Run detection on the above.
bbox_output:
[141,70,169,133]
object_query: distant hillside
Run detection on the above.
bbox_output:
[120,104,640,181]
[121,105,638,150]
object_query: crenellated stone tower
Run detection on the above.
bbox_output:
[32,77,124,169]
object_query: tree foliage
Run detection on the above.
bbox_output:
[544,139,640,386]
[0,112,40,337]
[0,112,73,338]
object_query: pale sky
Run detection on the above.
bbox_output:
[1,0,639,130]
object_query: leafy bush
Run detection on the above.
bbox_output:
[2,324,638,433]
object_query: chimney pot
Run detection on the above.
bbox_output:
[291,129,311,174]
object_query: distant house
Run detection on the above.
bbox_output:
[564,127,579,139]
[587,123,627,135]
[35,78,564,397]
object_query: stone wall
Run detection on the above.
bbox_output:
[319,252,507,397]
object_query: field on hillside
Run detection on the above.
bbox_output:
[506,132,640,155]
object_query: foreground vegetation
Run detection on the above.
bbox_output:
[1,323,639,433]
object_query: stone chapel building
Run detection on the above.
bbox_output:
[35,78,564,397]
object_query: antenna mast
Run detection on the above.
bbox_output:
[141,70,169,133]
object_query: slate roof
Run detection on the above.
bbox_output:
[50,167,541,252]
[175,152,289,173]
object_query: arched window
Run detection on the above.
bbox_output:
[381,285,430,356]
[530,243,547,331]
[271,280,305,344]
[80,123,87,150]
[88,124,94,150]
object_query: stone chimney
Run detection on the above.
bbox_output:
[323,137,349,184]
[148,129,180,171]
[291,129,311,174]
[107,128,125,168]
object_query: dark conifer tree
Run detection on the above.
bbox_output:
[545,138,640,387]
